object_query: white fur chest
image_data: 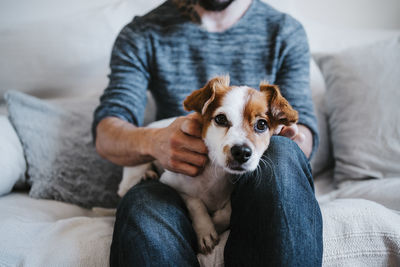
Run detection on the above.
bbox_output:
[160,164,234,213]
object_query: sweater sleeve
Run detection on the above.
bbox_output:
[92,19,151,142]
[274,16,319,159]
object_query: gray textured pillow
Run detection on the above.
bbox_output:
[315,36,400,183]
[5,91,122,208]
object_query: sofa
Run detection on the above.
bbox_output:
[1,0,400,266]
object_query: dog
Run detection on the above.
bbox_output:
[119,75,298,254]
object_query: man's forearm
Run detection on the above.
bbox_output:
[95,117,157,166]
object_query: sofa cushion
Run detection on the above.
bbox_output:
[0,193,114,266]
[5,91,122,208]
[315,36,400,183]
[321,177,400,211]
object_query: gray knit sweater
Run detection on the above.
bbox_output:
[93,0,319,156]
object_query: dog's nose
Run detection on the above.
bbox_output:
[231,145,252,163]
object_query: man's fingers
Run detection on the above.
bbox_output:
[181,119,202,137]
[181,113,203,138]
[172,149,208,168]
[293,132,306,144]
[279,124,305,146]
[171,132,208,154]
[279,124,298,139]
[162,113,208,176]
[170,161,202,177]
[186,112,202,122]
[185,135,208,154]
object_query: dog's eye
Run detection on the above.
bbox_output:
[254,119,268,133]
[214,114,229,127]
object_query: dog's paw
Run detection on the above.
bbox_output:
[197,229,219,254]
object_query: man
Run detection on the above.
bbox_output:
[92,0,323,266]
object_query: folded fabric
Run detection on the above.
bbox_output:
[5,91,122,208]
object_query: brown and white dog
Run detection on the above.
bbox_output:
[119,75,298,254]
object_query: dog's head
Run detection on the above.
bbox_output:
[184,75,298,174]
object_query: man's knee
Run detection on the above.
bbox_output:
[234,136,313,199]
[263,136,312,184]
[265,136,308,165]
[230,136,319,228]
[112,179,194,251]
[226,136,322,267]
[111,180,199,266]
[119,179,176,208]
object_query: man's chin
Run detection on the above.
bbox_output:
[198,0,235,11]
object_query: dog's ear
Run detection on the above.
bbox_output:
[260,82,298,129]
[184,75,230,114]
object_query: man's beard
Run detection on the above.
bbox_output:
[198,0,235,11]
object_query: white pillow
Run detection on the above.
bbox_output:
[0,116,26,196]
[315,36,400,182]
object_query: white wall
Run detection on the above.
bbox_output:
[260,0,400,52]
[289,0,400,30]
[126,0,400,30]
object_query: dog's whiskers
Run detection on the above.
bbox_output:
[250,156,274,187]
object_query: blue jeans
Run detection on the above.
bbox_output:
[110,136,323,266]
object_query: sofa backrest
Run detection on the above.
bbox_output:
[1,0,399,101]
[0,0,135,100]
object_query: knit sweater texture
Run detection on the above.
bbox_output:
[93,0,319,156]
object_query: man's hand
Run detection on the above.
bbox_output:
[278,124,313,158]
[150,113,208,177]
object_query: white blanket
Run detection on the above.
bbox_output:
[1,192,399,266]
[0,193,113,267]
[198,198,400,267]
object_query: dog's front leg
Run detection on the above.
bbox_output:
[212,200,231,234]
[119,163,153,197]
[181,194,219,254]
